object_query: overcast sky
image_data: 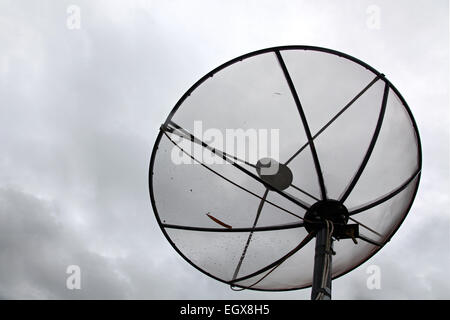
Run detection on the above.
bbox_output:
[0,0,448,299]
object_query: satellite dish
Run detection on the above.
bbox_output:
[149,46,422,299]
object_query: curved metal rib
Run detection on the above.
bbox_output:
[284,74,384,166]
[232,189,269,281]
[339,81,389,203]
[290,183,320,202]
[229,231,315,285]
[349,169,421,216]
[275,50,327,200]
[162,221,305,233]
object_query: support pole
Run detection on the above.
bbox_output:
[311,226,333,300]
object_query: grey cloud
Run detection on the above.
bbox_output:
[0,187,129,299]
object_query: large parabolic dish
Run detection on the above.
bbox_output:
[149,46,422,292]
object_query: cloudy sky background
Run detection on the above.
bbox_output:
[0,0,448,299]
